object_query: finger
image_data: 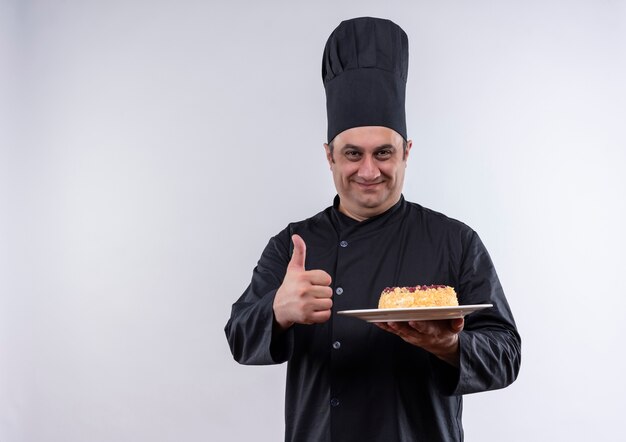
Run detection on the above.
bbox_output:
[307,269,332,286]
[407,320,429,333]
[450,318,464,333]
[309,309,332,323]
[386,322,420,341]
[373,322,388,331]
[308,285,333,299]
[406,319,463,339]
[390,321,414,334]
[288,234,306,271]
[374,322,396,334]
[378,322,422,343]
[312,298,333,311]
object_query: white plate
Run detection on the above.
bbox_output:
[337,304,493,322]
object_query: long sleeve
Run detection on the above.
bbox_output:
[224,229,294,365]
[441,230,522,395]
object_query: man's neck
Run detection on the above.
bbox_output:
[337,197,401,222]
[337,204,370,222]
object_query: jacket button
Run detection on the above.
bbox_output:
[335,287,344,295]
[330,398,340,407]
[340,240,348,247]
[332,341,341,350]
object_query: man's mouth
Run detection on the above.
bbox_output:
[353,180,384,189]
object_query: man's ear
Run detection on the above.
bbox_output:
[404,139,413,162]
[324,143,334,167]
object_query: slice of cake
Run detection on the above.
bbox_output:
[378,285,458,309]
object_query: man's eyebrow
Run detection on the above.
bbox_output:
[340,143,396,151]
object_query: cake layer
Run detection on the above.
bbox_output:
[378,285,458,309]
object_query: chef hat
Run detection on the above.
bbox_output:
[322,17,409,143]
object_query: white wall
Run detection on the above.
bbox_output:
[1,0,625,441]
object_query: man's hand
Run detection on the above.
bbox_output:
[375,318,464,367]
[273,234,333,332]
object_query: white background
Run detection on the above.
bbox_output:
[1,1,625,441]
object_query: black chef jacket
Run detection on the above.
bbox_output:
[225,196,521,442]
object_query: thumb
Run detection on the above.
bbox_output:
[288,234,306,271]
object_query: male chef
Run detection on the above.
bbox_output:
[225,17,521,442]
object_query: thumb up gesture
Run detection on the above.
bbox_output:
[273,234,333,331]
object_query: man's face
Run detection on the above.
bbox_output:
[324,126,412,221]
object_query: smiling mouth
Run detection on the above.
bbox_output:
[354,181,383,189]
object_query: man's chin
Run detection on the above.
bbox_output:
[355,197,386,210]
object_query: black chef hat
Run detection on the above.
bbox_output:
[322,17,409,143]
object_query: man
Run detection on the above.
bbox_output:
[225,17,520,441]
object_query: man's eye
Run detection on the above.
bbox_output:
[376,150,392,159]
[345,151,361,159]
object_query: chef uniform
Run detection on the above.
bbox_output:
[225,17,521,442]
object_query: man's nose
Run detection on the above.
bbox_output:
[358,155,380,180]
